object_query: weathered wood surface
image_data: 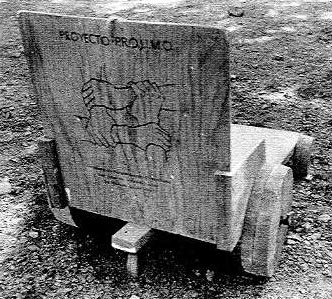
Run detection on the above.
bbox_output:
[215,136,266,251]
[112,222,153,277]
[19,11,230,243]
[232,124,300,166]
[241,164,293,277]
[292,134,314,179]
[112,222,153,254]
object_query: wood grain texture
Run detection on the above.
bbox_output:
[215,138,266,251]
[19,11,230,243]
[240,164,293,277]
[232,124,300,166]
[37,137,68,209]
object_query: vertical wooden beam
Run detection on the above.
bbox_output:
[241,164,293,277]
[293,134,314,179]
[38,137,68,209]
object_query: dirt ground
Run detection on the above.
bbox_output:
[0,0,331,298]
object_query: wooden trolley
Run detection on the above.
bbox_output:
[19,11,313,277]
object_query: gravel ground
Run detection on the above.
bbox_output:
[0,0,331,298]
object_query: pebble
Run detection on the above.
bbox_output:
[273,55,284,61]
[228,7,244,17]
[52,224,60,233]
[323,270,331,277]
[287,234,302,242]
[305,174,313,181]
[286,239,297,245]
[129,296,140,299]
[311,233,322,240]
[28,231,39,239]
[27,245,39,251]
[185,291,199,298]
[194,269,201,277]
[300,263,309,271]
[0,177,12,195]
[302,222,312,231]
[318,214,331,222]
[205,269,214,282]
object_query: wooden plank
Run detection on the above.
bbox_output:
[231,124,301,166]
[112,222,153,254]
[18,11,230,243]
[215,136,266,251]
[241,164,293,277]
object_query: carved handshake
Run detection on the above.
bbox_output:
[78,78,173,155]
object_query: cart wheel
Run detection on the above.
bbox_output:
[241,164,293,277]
[292,135,313,179]
[127,253,138,277]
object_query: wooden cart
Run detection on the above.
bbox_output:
[19,11,313,277]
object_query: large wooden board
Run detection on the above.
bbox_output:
[19,11,230,243]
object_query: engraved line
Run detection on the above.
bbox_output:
[95,169,158,188]
[102,178,154,192]
[89,166,171,184]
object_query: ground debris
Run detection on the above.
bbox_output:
[0,177,12,195]
[317,214,331,222]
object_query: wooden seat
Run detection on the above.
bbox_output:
[19,11,313,277]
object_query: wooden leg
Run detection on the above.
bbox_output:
[292,134,314,179]
[112,223,153,277]
[240,164,293,277]
[38,137,77,227]
[127,253,139,277]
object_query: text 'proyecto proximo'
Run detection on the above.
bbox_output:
[59,31,174,52]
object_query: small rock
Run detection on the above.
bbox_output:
[286,239,297,245]
[0,177,12,195]
[230,74,238,80]
[287,233,302,242]
[57,288,72,294]
[129,296,140,299]
[194,269,201,277]
[273,55,284,61]
[205,269,214,282]
[302,222,313,231]
[228,7,244,17]
[28,231,39,239]
[27,245,39,251]
[318,214,331,222]
[298,288,306,294]
[300,263,309,271]
[305,174,313,181]
[311,233,322,240]
[185,290,199,298]
[52,224,60,233]
[304,240,311,246]
[323,270,332,277]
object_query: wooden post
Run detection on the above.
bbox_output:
[293,134,314,179]
[112,222,153,277]
[38,137,68,209]
[38,137,77,227]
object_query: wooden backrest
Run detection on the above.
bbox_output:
[19,11,230,242]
